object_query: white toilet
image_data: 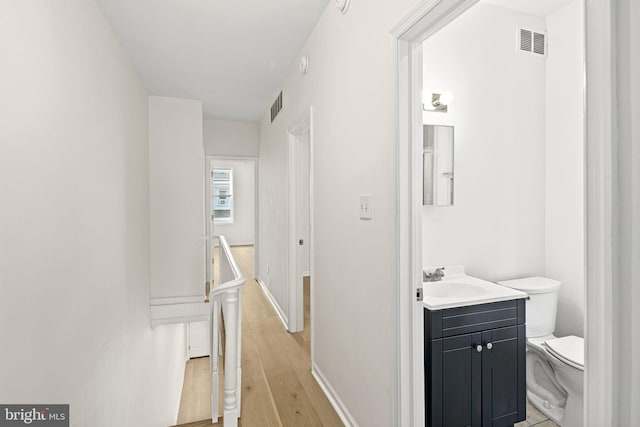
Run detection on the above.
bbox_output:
[498,277,584,427]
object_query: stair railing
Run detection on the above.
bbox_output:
[209,235,246,427]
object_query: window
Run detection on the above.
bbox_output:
[212,168,233,223]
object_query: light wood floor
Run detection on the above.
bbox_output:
[174,246,342,427]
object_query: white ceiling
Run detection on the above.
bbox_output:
[481,0,576,17]
[95,0,329,121]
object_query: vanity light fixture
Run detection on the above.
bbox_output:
[424,91,454,112]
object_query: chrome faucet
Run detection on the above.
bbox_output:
[423,267,445,282]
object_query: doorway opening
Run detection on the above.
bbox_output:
[392,0,611,426]
[205,156,259,285]
[287,108,313,342]
[184,157,258,372]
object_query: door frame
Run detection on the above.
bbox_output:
[287,107,314,337]
[391,3,479,425]
[391,1,614,426]
[206,155,259,282]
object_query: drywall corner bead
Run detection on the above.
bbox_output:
[335,0,350,15]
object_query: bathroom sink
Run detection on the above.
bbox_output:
[421,265,527,310]
[423,282,486,298]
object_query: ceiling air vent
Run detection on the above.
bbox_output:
[518,28,546,57]
[270,91,283,123]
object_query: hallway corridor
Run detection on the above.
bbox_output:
[175,246,342,427]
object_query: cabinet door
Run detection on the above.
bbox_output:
[429,332,483,427]
[481,325,526,426]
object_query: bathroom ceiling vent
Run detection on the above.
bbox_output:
[270,91,283,123]
[518,28,546,57]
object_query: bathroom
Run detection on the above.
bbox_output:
[421,0,584,426]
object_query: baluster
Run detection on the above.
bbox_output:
[222,289,239,427]
[210,298,220,423]
[236,292,242,416]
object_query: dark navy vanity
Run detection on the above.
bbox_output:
[424,299,527,427]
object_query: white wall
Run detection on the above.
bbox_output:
[0,1,185,425]
[203,118,259,157]
[149,96,205,301]
[211,158,256,246]
[257,0,422,425]
[614,0,640,423]
[422,5,547,281]
[545,0,585,338]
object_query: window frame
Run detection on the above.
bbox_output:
[212,168,234,224]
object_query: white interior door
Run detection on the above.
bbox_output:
[188,320,211,358]
[288,114,312,333]
[296,131,311,326]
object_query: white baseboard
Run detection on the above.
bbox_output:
[255,276,289,330]
[230,241,254,247]
[311,363,358,427]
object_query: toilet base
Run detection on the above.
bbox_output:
[527,390,563,425]
[559,392,583,427]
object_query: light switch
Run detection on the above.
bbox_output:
[360,193,372,220]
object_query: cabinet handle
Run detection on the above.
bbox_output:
[486,342,493,350]
[473,344,483,353]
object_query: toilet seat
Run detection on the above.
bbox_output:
[544,335,584,371]
[527,334,556,349]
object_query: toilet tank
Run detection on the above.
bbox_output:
[497,277,561,338]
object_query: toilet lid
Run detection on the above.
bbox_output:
[544,335,584,370]
[497,277,561,294]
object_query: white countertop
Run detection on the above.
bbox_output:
[421,268,527,310]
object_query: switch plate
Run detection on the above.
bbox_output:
[360,193,372,220]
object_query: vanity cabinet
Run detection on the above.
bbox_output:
[424,299,526,427]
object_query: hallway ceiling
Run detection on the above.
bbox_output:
[95,0,329,121]
[481,0,576,17]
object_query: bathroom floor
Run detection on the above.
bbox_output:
[515,400,560,427]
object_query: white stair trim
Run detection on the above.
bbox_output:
[150,301,209,327]
[151,295,204,305]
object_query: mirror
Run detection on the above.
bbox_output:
[423,124,454,206]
